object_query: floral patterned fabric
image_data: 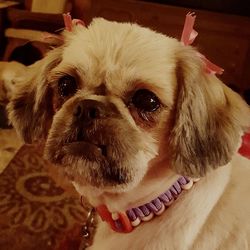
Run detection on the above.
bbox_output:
[0,144,93,250]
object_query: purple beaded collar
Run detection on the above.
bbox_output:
[96,176,200,233]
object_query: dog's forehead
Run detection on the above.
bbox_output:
[61,18,179,96]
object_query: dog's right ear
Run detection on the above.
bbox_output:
[7,48,62,143]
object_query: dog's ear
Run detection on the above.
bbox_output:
[7,48,62,143]
[169,46,250,177]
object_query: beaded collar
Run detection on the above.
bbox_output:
[96,176,200,233]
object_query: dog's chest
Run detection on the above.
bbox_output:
[89,163,250,250]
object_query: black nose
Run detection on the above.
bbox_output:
[74,99,105,126]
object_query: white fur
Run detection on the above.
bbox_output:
[87,154,250,250]
[64,19,250,249]
[7,18,250,249]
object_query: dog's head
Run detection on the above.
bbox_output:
[7,18,250,193]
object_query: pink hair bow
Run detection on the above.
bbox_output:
[63,13,85,31]
[181,12,224,75]
[42,13,85,44]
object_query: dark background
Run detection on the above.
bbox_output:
[142,0,250,17]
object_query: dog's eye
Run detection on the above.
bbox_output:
[58,75,77,97]
[132,89,160,112]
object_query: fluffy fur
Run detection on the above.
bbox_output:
[0,61,26,105]
[7,18,250,249]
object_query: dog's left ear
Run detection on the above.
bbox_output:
[7,48,62,143]
[169,46,250,177]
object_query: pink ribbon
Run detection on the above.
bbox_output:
[43,12,224,76]
[181,12,224,75]
[41,13,85,44]
[181,12,198,46]
[63,12,85,32]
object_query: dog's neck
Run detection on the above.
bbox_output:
[73,162,232,234]
[95,175,200,233]
[73,160,179,212]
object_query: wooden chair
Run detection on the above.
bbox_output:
[2,0,71,63]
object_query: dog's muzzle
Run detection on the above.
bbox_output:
[73,99,107,127]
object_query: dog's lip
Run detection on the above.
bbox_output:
[63,141,108,158]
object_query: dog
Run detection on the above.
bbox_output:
[7,18,250,250]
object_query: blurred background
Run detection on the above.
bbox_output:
[0,0,250,109]
[0,1,249,249]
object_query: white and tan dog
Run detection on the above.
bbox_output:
[7,18,250,250]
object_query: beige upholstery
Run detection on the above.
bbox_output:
[3,0,70,61]
[31,0,68,14]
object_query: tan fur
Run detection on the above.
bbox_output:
[7,18,250,249]
[0,61,26,105]
[0,129,23,172]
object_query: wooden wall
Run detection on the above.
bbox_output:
[84,0,250,103]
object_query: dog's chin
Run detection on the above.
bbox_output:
[44,141,149,191]
[44,113,158,192]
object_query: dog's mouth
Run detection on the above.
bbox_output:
[61,127,109,161]
[63,141,108,160]
[58,139,133,187]
[44,118,150,188]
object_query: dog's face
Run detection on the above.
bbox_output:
[7,18,250,193]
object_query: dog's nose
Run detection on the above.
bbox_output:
[74,99,105,125]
